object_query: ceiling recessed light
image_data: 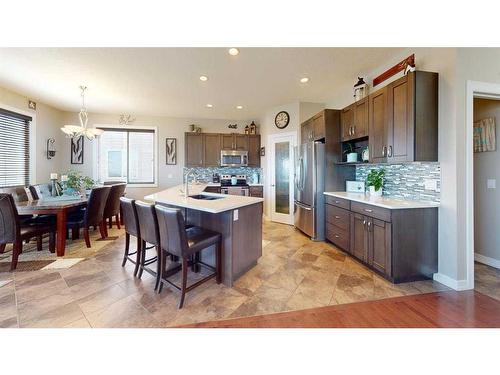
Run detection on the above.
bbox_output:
[206,104,213,108]
[300,77,310,83]
[228,48,239,56]
[236,105,243,109]
[199,75,208,82]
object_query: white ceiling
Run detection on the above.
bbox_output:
[0,48,404,120]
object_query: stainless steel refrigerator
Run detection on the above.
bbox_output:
[294,142,325,241]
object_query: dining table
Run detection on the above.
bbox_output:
[16,196,88,256]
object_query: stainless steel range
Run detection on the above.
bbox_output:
[220,174,249,196]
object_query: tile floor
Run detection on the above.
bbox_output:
[474,262,500,301]
[0,221,456,328]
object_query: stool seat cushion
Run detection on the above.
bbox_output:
[185,226,221,256]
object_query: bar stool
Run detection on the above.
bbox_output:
[119,197,141,276]
[134,200,162,291]
[155,205,222,309]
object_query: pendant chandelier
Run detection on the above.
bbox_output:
[61,86,103,140]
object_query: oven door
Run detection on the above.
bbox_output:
[220,151,248,167]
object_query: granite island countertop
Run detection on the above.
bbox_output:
[323,191,440,210]
[144,183,263,214]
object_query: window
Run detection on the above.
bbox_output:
[0,108,31,188]
[97,127,156,185]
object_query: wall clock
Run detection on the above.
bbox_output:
[274,111,290,129]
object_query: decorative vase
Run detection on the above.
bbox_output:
[346,152,358,163]
[369,186,382,197]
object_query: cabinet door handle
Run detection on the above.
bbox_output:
[388,145,393,157]
[364,208,373,213]
[363,219,367,226]
[352,126,355,136]
[335,215,340,219]
[334,235,340,238]
[367,221,372,231]
[334,200,340,204]
[382,145,387,157]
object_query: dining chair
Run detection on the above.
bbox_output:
[103,183,126,235]
[119,197,141,276]
[155,205,221,308]
[28,184,52,200]
[66,186,111,248]
[134,200,162,290]
[0,193,56,270]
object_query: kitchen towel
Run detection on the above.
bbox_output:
[474,117,496,153]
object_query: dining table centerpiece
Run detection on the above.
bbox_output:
[63,170,96,196]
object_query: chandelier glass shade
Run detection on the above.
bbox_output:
[61,86,103,140]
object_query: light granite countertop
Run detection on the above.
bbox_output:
[144,183,263,213]
[205,182,264,187]
[323,191,440,210]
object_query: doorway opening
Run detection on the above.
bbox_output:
[267,132,297,225]
[472,96,500,300]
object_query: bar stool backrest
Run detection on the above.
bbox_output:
[155,205,187,257]
[120,197,139,237]
[135,200,160,246]
[85,186,111,227]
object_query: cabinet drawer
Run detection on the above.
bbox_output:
[325,205,350,231]
[325,195,350,210]
[249,186,263,197]
[351,201,391,222]
[326,223,349,251]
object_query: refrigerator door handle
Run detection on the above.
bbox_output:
[295,201,312,210]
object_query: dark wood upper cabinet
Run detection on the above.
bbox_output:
[247,134,261,167]
[221,134,234,150]
[312,112,326,140]
[369,71,438,163]
[203,133,221,167]
[301,119,313,143]
[185,132,260,167]
[234,134,248,150]
[353,97,369,138]
[185,133,204,167]
[368,87,388,163]
[341,104,354,141]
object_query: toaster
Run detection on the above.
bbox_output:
[346,180,365,193]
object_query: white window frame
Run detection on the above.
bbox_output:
[93,124,158,188]
[0,101,36,185]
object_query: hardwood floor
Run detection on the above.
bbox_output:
[180,290,500,328]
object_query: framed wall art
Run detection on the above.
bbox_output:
[70,136,84,164]
[166,138,177,165]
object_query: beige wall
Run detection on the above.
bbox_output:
[0,86,64,184]
[473,98,500,263]
[60,112,253,199]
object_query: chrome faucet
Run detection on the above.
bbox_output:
[184,169,198,198]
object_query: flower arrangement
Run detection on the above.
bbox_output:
[63,170,95,195]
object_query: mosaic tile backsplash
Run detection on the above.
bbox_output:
[183,167,263,184]
[355,163,441,202]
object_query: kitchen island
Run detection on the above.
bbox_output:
[145,184,263,287]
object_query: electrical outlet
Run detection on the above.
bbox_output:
[233,209,239,221]
[423,179,438,191]
[487,179,496,189]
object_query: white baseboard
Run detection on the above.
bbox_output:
[433,273,472,291]
[474,253,500,269]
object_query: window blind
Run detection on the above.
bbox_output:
[0,108,32,188]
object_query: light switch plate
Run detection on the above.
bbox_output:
[233,209,239,221]
[487,179,496,189]
[424,179,438,191]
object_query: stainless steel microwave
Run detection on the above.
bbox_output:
[220,150,248,167]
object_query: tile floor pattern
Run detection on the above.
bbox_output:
[0,221,459,328]
[474,262,500,301]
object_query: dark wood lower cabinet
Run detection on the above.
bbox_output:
[249,186,263,198]
[368,218,391,275]
[325,199,437,283]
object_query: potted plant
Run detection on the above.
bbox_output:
[82,176,96,195]
[64,170,83,195]
[343,144,358,163]
[366,168,385,197]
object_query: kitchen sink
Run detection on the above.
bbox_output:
[189,194,225,200]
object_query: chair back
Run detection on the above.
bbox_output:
[30,184,51,199]
[155,205,187,257]
[84,186,111,227]
[0,186,29,202]
[103,183,126,219]
[135,200,159,246]
[0,193,20,244]
[103,181,125,185]
[120,197,139,237]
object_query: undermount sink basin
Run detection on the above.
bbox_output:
[189,194,224,201]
